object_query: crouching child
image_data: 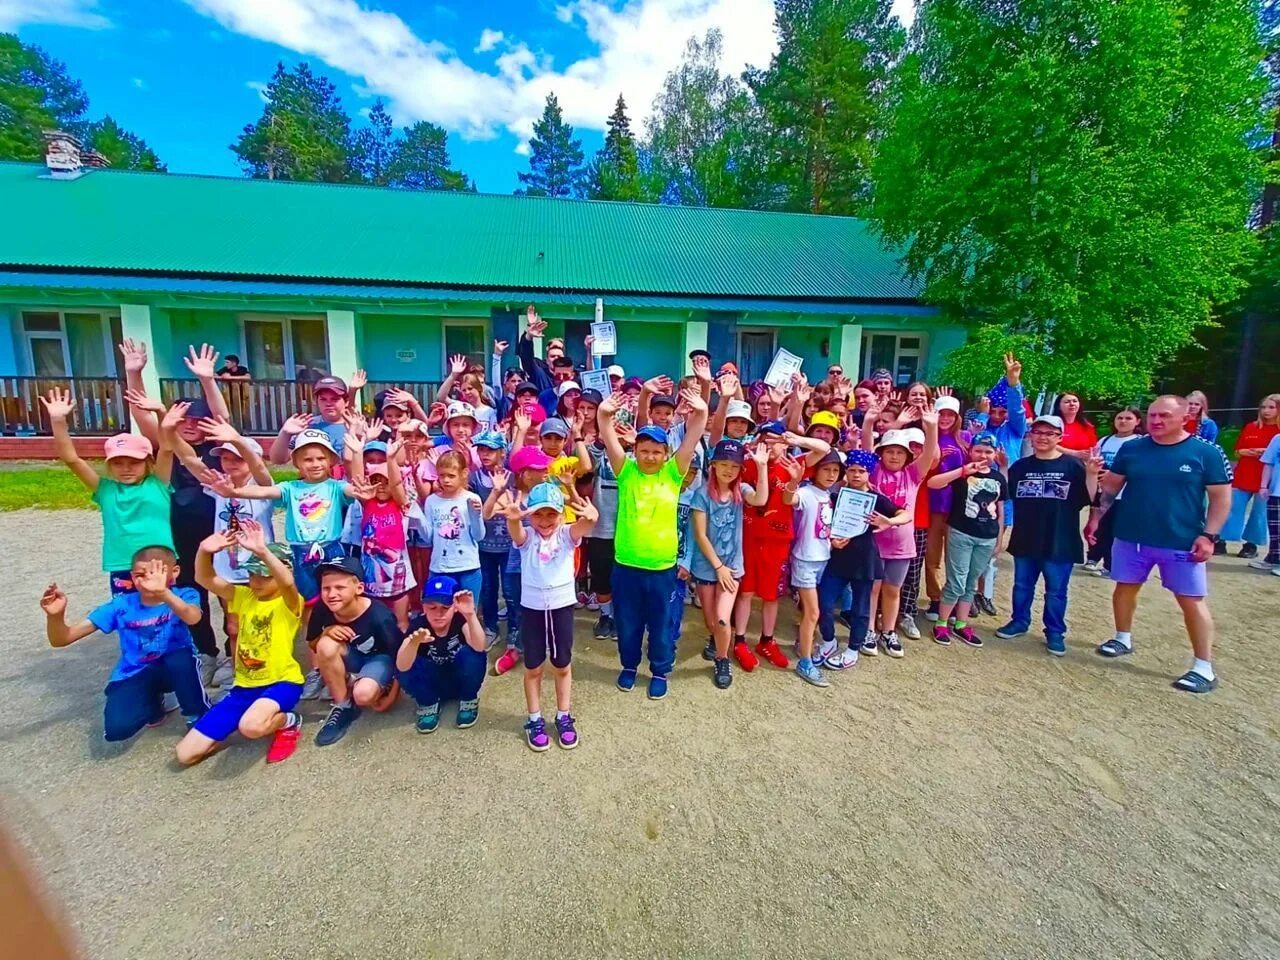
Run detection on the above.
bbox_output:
[396,575,488,734]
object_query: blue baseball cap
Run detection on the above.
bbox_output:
[711,439,745,464]
[526,481,565,512]
[636,424,669,446]
[972,431,1000,448]
[472,430,508,450]
[756,419,786,436]
[541,417,570,438]
[422,574,458,605]
[363,439,388,455]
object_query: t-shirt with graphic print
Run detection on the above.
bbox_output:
[945,470,1008,541]
[1007,454,1092,563]
[227,586,305,687]
[424,491,486,572]
[89,587,200,683]
[676,486,697,572]
[205,490,276,583]
[277,478,350,545]
[688,483,754,581]
[404,611,468,666]
[790,483,835,563]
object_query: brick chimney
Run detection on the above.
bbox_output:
[42,130,108,179]
[81,148,111,169]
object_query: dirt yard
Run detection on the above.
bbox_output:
[0,508,1277,960]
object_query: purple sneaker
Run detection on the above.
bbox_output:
[524,717,550,752]
[955,625,983,648]
[555,713,579,750]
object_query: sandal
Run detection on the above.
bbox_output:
[1095,638,1133,658]
[1172,670,1216,694]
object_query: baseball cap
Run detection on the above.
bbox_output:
[756,419,786,437]
[317,556,363,580]
[540,417,570,438]
[972,431,1000,448]
[556,381,581,398]
[580,388,604,406]
[363,439,389,455]
[875,429,915,462]
[814,449,844,470]
[1032,414,1065,432]
[174,397,212,420]
[211,436,263,458]
[375,389,410,412]
[312,376,347,397]
[845,449,879,470]
[290,428,337,456]
[636,424,669,446]
[243,542,294,577]
[650,394,677,409]
[472,430,508,450]
[607,364,625,378]
[510,446,554,473]
[104,433,154,460]
[622,377,644,392]
[808,411,841,433]
[935,396,961,415]
[526,481,566,513]
[422,574,458,605]
[514,381,540,397]
[725,399,755,426]
[688,348,711,363]
[397,418,429,436]
[445,401,477,423]
[711,439,745,464]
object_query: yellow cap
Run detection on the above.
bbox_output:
[807,411,841,433]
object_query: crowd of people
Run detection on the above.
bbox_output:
[34,311,1277,763]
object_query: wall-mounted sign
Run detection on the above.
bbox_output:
[396,349,417,362]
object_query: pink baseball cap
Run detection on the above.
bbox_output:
[510,446,553,473]
[104,433,154,460]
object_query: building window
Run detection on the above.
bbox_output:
[861,332,927,386]
[443,321,488,374]
[239,314,329,381]
[737,329,777,384]
[21,309,118,378]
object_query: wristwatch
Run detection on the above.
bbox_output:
[1199,531,1221,543]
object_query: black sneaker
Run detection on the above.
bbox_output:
[1213,540,1227,556]
[1239,543,1258,559]
[976,595,998,617]
[701,638,716,661]
[594,615,614,640]
[315,703,361,746]
[924,601,941,622]
[713,657,732,689]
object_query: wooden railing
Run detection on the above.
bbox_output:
[0,376,130,436]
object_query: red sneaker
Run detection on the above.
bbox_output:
[733,640,759,672]
[494,648,521,676]
[266,718,302,764]
[755,639,789,669]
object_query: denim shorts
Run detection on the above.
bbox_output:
[1111,539,1208,598]
[790,557,828,589]
[343,648,396,690]
[291,541,346,604]
[192,681,303,742]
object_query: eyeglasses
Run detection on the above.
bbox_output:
[828,368,843,376]
[1030,430,1061,438]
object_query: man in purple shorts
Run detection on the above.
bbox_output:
[1085,395,1232,693]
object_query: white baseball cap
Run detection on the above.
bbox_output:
[290,428,337,456]
[607,364,625,378]
[211,436,264,458]
[725,399,755,426]
[556,381,582,397]
[935,396,961,415]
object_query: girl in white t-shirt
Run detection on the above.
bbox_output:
[1084,406,1143,574]
[506,482,598,753]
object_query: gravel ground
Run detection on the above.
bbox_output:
[1,508,1278,960]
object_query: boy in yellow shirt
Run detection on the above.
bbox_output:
[176,520,306,766]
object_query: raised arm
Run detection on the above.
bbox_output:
[195,531,238,602]
[503,496,528,548]
[708,371,739,442]
[596,395,628,476]
[567,493,599,541]
[438,354,468,403]
[183,343,231,423]
[917,403,941,476]
[151,403,181,486]
[453,591,487,653]
[491,340,507,389]
[269,412,312,465]
[117,339,160,448]
[133,559,202,626]
[1003,354,1027,438]
[240,520,300,611]
[39,584,98,648]
[39,389,99,491]
[674,389,709,474]
[782,430,831,467]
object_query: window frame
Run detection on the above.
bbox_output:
[19,308,118,378]
[237,312,329,380]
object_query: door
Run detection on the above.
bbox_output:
[22,312,70,376]
[739,330,775,383]
[244,318,287,380]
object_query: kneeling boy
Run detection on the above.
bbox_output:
[40,546,209,743]
[396,575,487,734]
[176,521,305,765]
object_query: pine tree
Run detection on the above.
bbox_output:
[385,120,473,191]
[231,62,353,182]
[587,94,652,201]
[517,93,586,198]
[84,116,165,171]
[0,34,89,161]
[351,98,395,185]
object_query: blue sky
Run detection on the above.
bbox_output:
[3,0,914,193]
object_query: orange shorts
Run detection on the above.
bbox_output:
[741,539,792,601]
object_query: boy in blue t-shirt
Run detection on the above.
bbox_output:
[39,545,209,742]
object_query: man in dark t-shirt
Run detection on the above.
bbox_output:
[1086,395,1232,693]
[996,415,1099,655]
[307,557,402,745]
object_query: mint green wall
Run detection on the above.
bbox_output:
[610,320,684,380]
[0,307,19,375]
[162,309,240,377]
[360,314,445,381]
[924,325,968,380]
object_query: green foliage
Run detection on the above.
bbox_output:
[874,0,1268,400]
[84,115,165,171]
[387,120,473,191]
[747,0,904,214]
[587,95,654,201]
[517,93,586,198]
[231,62,353,182]
[352,99,395,185]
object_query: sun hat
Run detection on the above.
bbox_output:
[556,381,582,397]
[526,481,566,513]
[875,428,915,463]
[510,446,554,473]
[986,378,1010,407]
[807,411,841,434]
[472,430,508,450]
[710,439,745,464]
[725,399,755,427]
[636,424,669,445]
[210,436,263,458]
[935,396,961,415]
[607,364,625,378]
[540,417,570,438]
[290,428,337,456]
[445,401,477,424]
[422,574,458,605]
[397,418,429,436]
[1032,414,1065,432]
[243,542,294,576]
[901,427,926,447]
[845,449,879,470]
[312,376,347,397]
[318,556,363,579]
[104,433,153,460]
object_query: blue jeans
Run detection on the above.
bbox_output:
[614,562,678,677]
[398,645,487,706]
[1222,488,1269,546]
[479,550,519,634]
[102,648,209,742]
[818,569,872,646]
[1010,557,1073,639]
[666,576,688,646]
[431,566,482,602]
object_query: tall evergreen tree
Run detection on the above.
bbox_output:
[351,98,395,185]
[231,62,353,182]
[873,0,1266,397]
[387,120,473,191]
[517,93,586,198]
[748,0,903,214]
[587,94,652,201]
[84,116,165,171]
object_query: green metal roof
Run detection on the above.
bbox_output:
[0,163,918,302]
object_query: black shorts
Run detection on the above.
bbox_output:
[586,537,616,596]
[520,604,575,670]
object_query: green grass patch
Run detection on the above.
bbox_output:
[0,462,299,511]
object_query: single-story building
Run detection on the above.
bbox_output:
[0,144,957,442]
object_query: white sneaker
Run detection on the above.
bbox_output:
[197,653,218,686]
[898,615,921,640]
[483,628,500,650]
[1249,559,1276,571]
[301,669,326,700]
[827,647,859,670]
[211,659,234,688]
[1272,567,1280,578]
[815,639,837,666]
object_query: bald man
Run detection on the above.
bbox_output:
[1085,395,1232,693]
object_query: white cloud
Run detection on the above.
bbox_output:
[183,0,779,149]
[474,27,504,53]
[890,0,916,28]
[0,0,109,30]
[245,80,270,102]
[131,76,147,90]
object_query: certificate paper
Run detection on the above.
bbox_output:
[591,321,616,356]
[763,347,803,388]
[831,487,878,539]
[580,367,612,398]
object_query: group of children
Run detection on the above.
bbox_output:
[35,328,1164,762]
